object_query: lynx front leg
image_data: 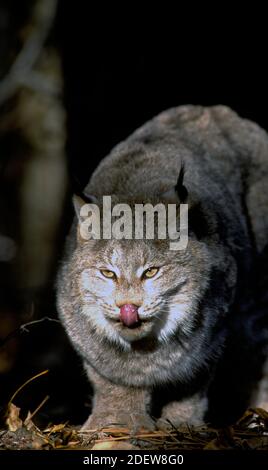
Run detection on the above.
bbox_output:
[157,393,208,430]
[82,363,155,433]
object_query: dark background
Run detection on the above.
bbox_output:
[0,1,267,426]
[57,5,268,190]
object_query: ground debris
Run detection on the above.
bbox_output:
[1,406,268,450]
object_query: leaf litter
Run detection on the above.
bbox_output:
[1,371,268,450]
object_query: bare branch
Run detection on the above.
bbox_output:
[0,316,60,349]
[0,0,58,106]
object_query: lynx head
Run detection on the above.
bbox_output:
[66,170,212,349]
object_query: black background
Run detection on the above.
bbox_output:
[56,4,268,191]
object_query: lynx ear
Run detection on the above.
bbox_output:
[73,192,99,220]
[161,164,188,203]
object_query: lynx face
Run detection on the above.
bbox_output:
[75,236,210,347]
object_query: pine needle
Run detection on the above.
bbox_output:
[8,369,49,407]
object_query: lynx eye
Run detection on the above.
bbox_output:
[100,269,116,279]
[143,267,159,279]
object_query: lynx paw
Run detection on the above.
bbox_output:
[156,397,207,430]
[81,411,155,434]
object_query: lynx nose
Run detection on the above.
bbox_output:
[119,304,139,327]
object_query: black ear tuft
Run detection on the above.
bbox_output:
[175,164,188,202]
[81,190,99,205]
[75,188,99,205]
[71,176,99,205]
[73,191,99,219]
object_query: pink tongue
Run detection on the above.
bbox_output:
[120,304,139,327]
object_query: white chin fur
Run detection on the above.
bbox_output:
[158,301,193,343]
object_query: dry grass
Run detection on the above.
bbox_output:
[1,370,268,450]
[1,404,268,450]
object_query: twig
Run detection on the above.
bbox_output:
[0,316,60,349]
[8,369,49,407]
[0,0,58,106]
[79,429,175,438]
[27,395,50,422]
[19,316,60,333]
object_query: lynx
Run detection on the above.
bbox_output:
[57,105,268,431]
